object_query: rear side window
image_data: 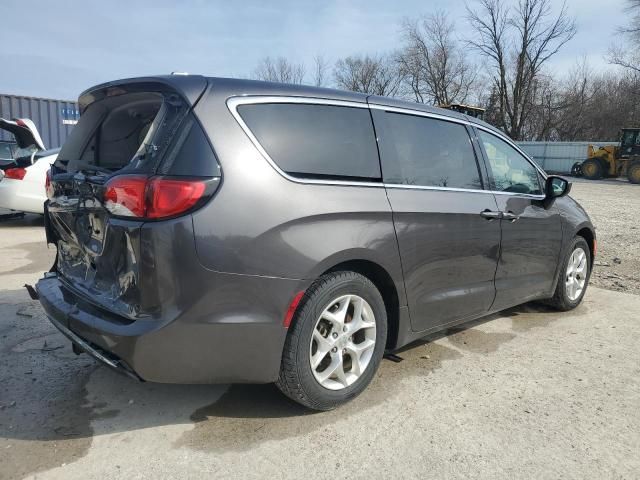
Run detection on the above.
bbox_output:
[237,103,381,181]
[372,110,482,190]
[158,116,221,177]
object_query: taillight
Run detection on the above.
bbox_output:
[5,168,27,180]
[104,175,147,217]
[45,170,54,199]
[146,177,206,219]
[103,175,208,219]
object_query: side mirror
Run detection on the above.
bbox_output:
[545,175,571,199]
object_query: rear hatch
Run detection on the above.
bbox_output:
[0,118,46,170]
[45,77,220,320]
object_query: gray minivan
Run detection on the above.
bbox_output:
[36,75,595,410]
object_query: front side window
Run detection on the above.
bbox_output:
[373,111,483,190]
[478,130,543,195]
[237,103,381,180]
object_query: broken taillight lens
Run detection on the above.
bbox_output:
[103,175,207,219]
[103,175,147,217]
[5,168,27,180]
[45,170,54,199]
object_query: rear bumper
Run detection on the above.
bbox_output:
[47,310,142,381]
[0,177,46,214]
[36,272,300,384]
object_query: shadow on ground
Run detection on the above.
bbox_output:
[0,294,569,476]
[0,213,44,228]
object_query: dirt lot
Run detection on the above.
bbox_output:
[0,181,639,480]
[570,179,640,295]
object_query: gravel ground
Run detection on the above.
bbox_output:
[569,180,640,295]
[0,182,639,480]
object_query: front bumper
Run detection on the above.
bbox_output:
[36,272,298,384]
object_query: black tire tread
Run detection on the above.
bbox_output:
[276,271,386,411]
[545,236,591,311]
[582,158,604,180]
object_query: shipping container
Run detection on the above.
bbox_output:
[517,141,618,174]
[0,93,79,149]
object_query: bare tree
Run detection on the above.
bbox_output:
[608,44,640,74]
[622,0,640,39]
[333,54,404,96]
[399,12,478,105]
[312,55,331,87]
[253,56,305,84]
[466,0,576,140]
[608,1,640,74]
[551,60,595,140]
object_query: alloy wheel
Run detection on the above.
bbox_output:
[309,294,376,390]
[565,247,588,301]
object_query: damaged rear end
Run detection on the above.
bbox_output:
[36,76,222,379]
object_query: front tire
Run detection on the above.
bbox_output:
[546,237,591,311]
[276,271,387,411]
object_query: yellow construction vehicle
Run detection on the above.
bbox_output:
[575,128,640,184]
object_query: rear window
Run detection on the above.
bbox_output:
[237,103,381,181]
[0,143,13,160]
[372,110,482,190]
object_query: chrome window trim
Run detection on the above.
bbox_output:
[383,184,489,194]
[228,95,370,110]
[383,183,546,199]
[369,103,471,127]
[227,95,548,200]
[369,102,547,180]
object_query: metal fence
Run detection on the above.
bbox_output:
[517,141,618,173]
[0,94,79,149]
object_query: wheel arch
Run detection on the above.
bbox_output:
[576,226,596,265]
[321,259,401,351]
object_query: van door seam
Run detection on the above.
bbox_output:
[366,95,410,310]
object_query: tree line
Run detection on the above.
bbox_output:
[251,0,640,142]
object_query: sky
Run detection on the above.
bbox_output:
[0,0,629,100]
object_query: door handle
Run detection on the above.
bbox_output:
[480,209,502,220]
[502,211,520,222]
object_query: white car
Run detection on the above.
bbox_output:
[0,118,58,214]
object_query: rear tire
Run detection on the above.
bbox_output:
[545,237,591,311]
[276,271,387,411]
[628,160,640,184]
[581,158,604,180]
